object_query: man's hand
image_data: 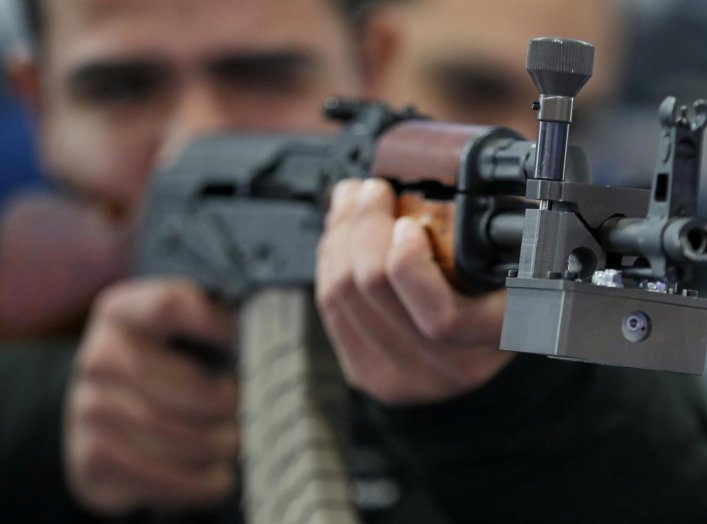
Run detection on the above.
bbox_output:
[65,279,239,515]
[316,179,514,405]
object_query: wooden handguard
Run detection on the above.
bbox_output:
[372,120,494,284]
[396,194,457,280]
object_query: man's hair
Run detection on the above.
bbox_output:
[22,0,380,47]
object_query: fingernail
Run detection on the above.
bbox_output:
[392,217,416,246]
[331,181,353,211]
[357,179,383,206]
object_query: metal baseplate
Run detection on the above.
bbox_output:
[500,277,707,374]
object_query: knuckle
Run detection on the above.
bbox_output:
[92,282,131,321]
[78,433,117,483]
[332,272,357,301]
[76,346,104,377]
[317,271,356,311]
[142,285,188,326]
[74,391,109,427]
[77,341,115,378]
[76,333,130,380]
[421,307,462,342]
[356,265,389,299]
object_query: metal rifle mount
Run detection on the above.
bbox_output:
[500,37,707,374]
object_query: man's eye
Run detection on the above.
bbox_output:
[77,77,158,106]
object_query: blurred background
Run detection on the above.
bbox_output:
[0,0,43,212]
[578,0,707,203]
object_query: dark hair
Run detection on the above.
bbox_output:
[22,0,380,47]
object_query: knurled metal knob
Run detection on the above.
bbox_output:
[527,37,595,98]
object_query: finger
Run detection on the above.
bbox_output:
[349,179,398,310]
[79,316,239,423]
[325,179,363,230]
[70,380,240,469]
[316,178,361,317]
[317,181,400,391]
[320,222,456,402]
[316,177,361,318]
[348,180,423,330]
[70,422,234,514]
[347,186,471,372]
[387,217,506,346]
[316,291,414,402]
[92,279,235,347]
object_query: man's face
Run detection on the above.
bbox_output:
[377,0,618,138]
[36,0,363,219]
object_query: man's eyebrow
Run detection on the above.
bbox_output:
[67,59,173,87]
[427,59,519,103]
[206,50,321,78]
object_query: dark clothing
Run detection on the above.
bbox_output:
[2,341,707,523]
[0,341,94,523]
[361,355,707,524]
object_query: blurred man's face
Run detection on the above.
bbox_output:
[377,0,618,138]
[36,0,364,219]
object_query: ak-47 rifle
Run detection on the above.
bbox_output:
[136,37,707,524]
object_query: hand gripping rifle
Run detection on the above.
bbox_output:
[137,38,707,523]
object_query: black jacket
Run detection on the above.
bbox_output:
[2,341,707,523]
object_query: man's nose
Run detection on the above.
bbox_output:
[158,81,231,165]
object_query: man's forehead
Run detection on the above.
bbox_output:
[397,0,613,59]
[46,0,341,66]
[48,0,337,39]
[393,0,617,98]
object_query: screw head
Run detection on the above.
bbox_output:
[622,311,651,343]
